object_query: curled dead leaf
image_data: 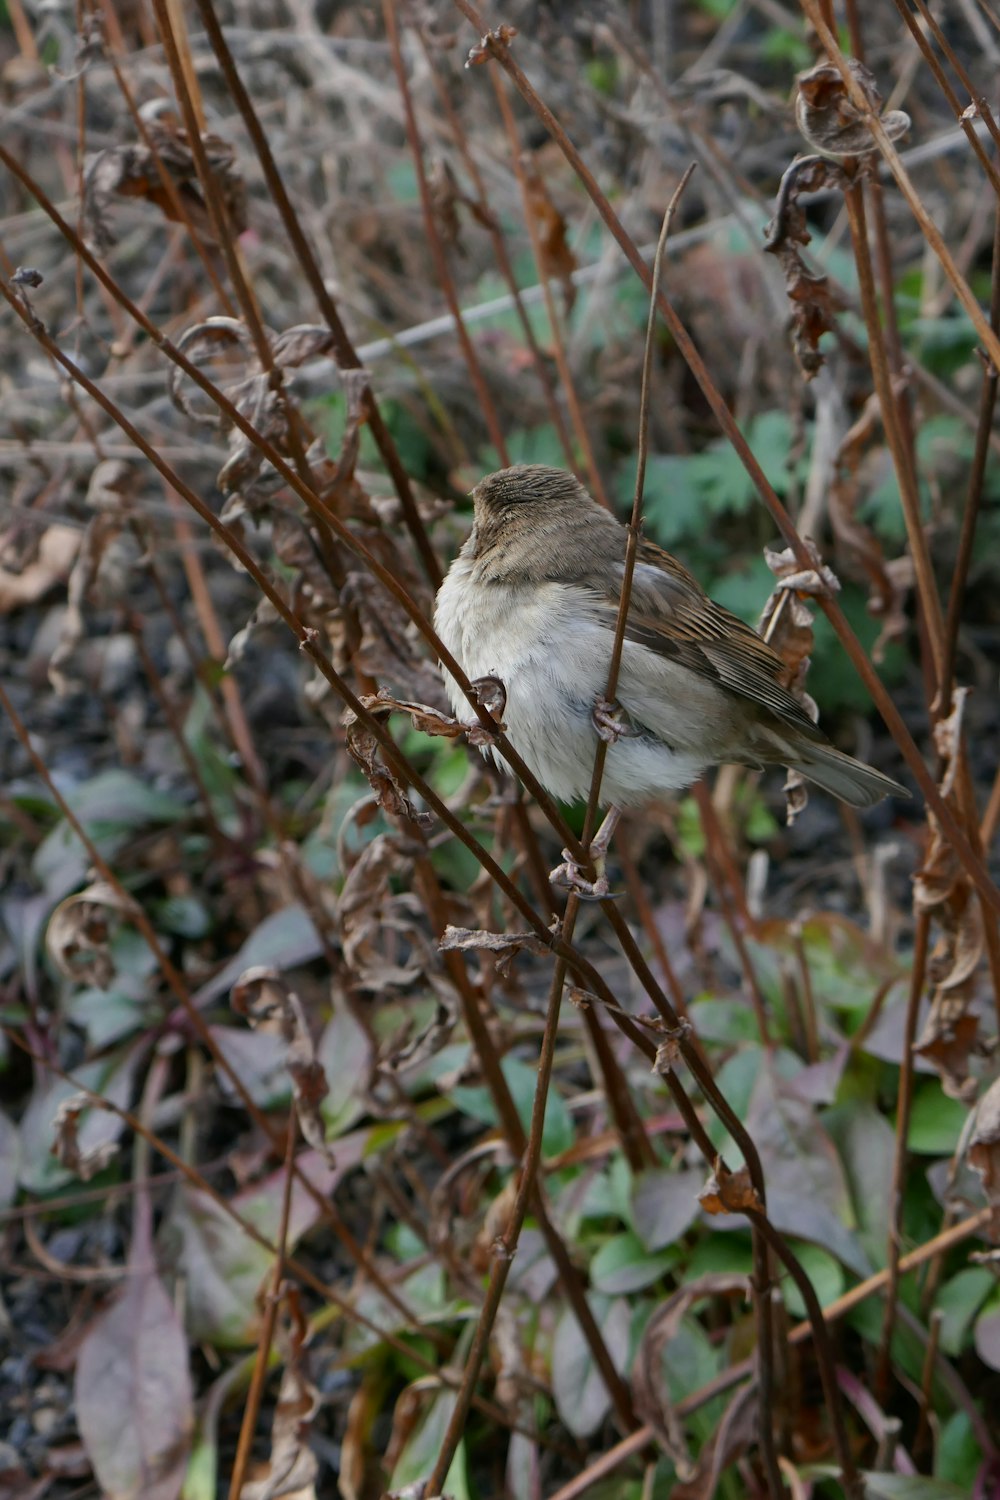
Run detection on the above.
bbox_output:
[84,118,246,252]
[795,61,910,160]
[378,1000,455,1073]
[239,1290,320,1500]
[439,925,549,977]
[520,151,577,313]
[344,714,431,828]
[967,1077,1000,1241]
[633,1273,751,1474]
[0,523,80,613]
[698,1162,762,1216]
[358,690,466,741]
[232,968,334,1162]
[760,542,841,823]
[764,155,846,377]
[51,1094,119,1181]
[48,514,133,696]
[46,880,142,989]
[912,693,985,1102]
[652,1020,692,1075]
[337,834,437,996]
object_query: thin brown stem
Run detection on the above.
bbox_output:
[227,1115,297,1500]
[384,0,510,464]
[491,70,609,506]
[876,909,930,1399]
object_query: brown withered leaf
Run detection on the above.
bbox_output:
[633,1273,750,1473]
[699,1162,762,1216]
[439,924,550,977]
[465,23,518,67]
[760,542,841,824]
[520,151,577,314]
[651,1020,693,1075]
[378,999,455,1074]
[46,880,142,989]
[239,1291,320,1500]
[358,690,466,741]
[429,158,465,254]
[232,968,334,1162]
[336,569,447,705]
[169,317,339,506]
[48,514,133,696]
[344,713,431,827]
[760,541,840,692]
[337,834,436,995]
[0,522,79,613]
[51,1094,120,1181]
[795,61,910,160]
[764,155,846,378]
[913,691,986,1102]
[967,1076,1000,1242]
[84,118,246,253]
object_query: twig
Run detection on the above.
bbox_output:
[875,910,930,1399]
[491,70,609,505]
[227,1115,297,1500]
[939,192,1000,714]
[384,0,510,464]
[584,168,696,843]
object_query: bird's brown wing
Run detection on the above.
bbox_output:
[592,537,825,741]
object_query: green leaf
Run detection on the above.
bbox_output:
[935,1411,984,1490]
[318,1006,373,1137]
[551,1294,630,1437]
[780,1243,844,1320]
[687,998,761,1045]
[685,1232,753,1281]
[974,1296,1000,1371]
[155,895,212,940]
[32,770,185,900]
[387,1392,470,1497]
[448,1054,574,1159]
[863,1476,968,1499]
[481,422,568,474]
[824,1102,896,1266]
[934,1268,994,1355]
[639,455,706,546]
[590,1231,677,1294]
[906,1084,970,1154]
[629,1167,703,1250]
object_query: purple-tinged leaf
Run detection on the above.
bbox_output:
[75,1259,193,1500]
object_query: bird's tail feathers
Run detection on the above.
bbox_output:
[783,741,908,809]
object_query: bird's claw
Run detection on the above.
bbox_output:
[467,675,508,747]
[549,849,619,901]
[592,697,636,744]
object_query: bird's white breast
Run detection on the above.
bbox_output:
[434,559,708,806]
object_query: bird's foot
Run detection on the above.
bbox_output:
[592,697,637,744]
[549,809,624,900]
[549,849,613,901]
[466,675,507,747]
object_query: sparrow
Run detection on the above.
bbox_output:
[434,464,904,853]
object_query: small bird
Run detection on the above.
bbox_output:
[435,465,904,876]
